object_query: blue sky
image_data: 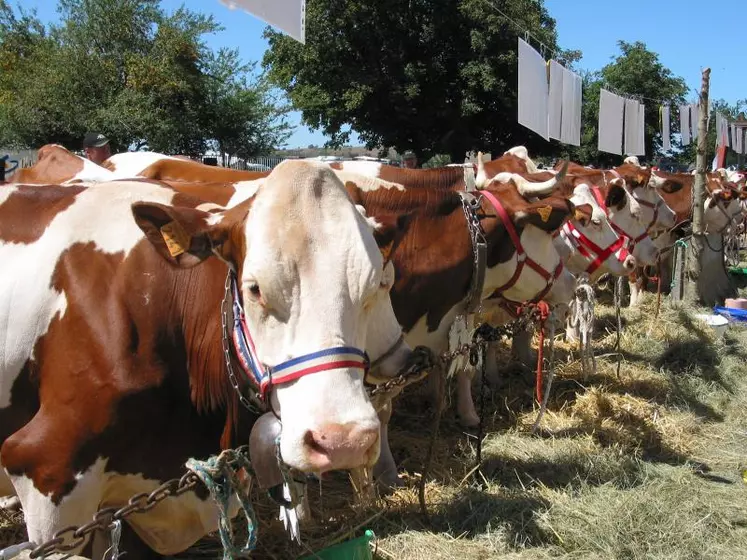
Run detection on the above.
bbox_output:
[11,0,746,149]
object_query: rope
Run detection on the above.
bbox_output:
[185,449,258,559]
[104,520,123,560]
[568,274,596,376]
[534,302,550,404]
[654,258,663,319]
[532,312,556,433]
[614,276,624,379]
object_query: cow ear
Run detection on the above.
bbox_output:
[515,199,572,232]
[132,202,230,268]
[365,212,411,262]
[606,184,627,210]
[572,203,594,226]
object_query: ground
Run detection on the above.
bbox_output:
[2,291,747,559]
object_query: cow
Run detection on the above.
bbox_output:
[102,152,267,183]
[0,160,414,558]
[4,144,116,185]
[99,152,580,481]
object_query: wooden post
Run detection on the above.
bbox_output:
[684,68,710,305]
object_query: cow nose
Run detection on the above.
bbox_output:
[303,423,380,471]
[624,254,637,271]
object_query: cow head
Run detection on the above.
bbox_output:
[616,164,677,231]
[602,182,659,267]
[705,187,742,233]
[481,175,576,305]
[555,183,637,280]
[132,160,402,474]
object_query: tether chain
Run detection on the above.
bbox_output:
[221,273,265,414]
[26,447,252,559]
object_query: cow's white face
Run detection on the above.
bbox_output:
[134,161,400,474]
[606,186,659,267]
[704,191,742,233]
[556,184,636,280]
[635,180,677,231]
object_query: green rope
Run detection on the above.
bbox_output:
[186,446,257,559]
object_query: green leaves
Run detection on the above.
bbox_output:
[0,0,289,157]
[263,0,567,162]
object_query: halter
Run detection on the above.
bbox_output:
[226,272,369,403]
[589,185,649,252]
[559,221,631,276]
[478,189,564,305]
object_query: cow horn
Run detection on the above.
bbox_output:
[475,151,487,188]
[514,173,559,197]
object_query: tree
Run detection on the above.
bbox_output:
[557,41,688,167]
[262,0,579,163]
[0,0,290,156]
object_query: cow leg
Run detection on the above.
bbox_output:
[628,279,641,307]
[456,367,480,427]
[372,398,403,491]
[484,341,501,386]
[0,465,19,510]
[511,328,535,366]
[565,317,580,344]
[9,470,105,557]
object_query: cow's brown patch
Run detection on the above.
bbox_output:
[10,145,86,184]
[0,184,85,243]
[134,158,269,183]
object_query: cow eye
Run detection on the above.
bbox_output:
[248,283,261,299]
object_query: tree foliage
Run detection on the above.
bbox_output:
[262,0,579,163]
[0,0,290,156]
[554,41,688,166]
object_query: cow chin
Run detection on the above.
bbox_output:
[273,371,381,473]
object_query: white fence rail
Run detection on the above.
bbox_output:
[1,148,38,179]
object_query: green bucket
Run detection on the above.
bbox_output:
[299,529,375,560]
[728,267,747,275]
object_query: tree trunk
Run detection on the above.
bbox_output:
[684,68,710,305]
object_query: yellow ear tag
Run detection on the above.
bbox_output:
[537,205,552,223]
[160,221,191,257]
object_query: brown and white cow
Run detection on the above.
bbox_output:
[99,151,580,481]
[0,161,413,557]
[5,144,116,185]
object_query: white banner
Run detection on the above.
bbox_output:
[219,0,306,44]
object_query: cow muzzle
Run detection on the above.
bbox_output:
[302,422,380,472]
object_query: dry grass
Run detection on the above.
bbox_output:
[3,291,747,559]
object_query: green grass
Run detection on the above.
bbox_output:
[3,292,747,559]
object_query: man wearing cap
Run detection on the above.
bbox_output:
[83,132,112,165]
[402,150,418,169]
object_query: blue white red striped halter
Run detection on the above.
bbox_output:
[227,271,370,403]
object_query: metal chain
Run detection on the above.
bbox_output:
[221,273,266,414]
[459,193,488,315]
[27,446,251,559]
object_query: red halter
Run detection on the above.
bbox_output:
[478,189,564,304]
[590,185,649,251]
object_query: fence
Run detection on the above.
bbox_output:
[1,149,38,180]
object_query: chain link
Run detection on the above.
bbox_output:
[28,447,250,559]
[220,273,266,414]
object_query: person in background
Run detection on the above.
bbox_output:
[402,150,418,169]
[83,132,112,165]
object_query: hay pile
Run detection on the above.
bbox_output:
[3,293,747,559]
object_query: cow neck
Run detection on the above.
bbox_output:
[478,189,564,306]
[554,184,631,276]
[224,271,370,409]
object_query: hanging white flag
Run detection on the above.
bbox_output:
[661,105,671,152]
[219,0,306,43]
